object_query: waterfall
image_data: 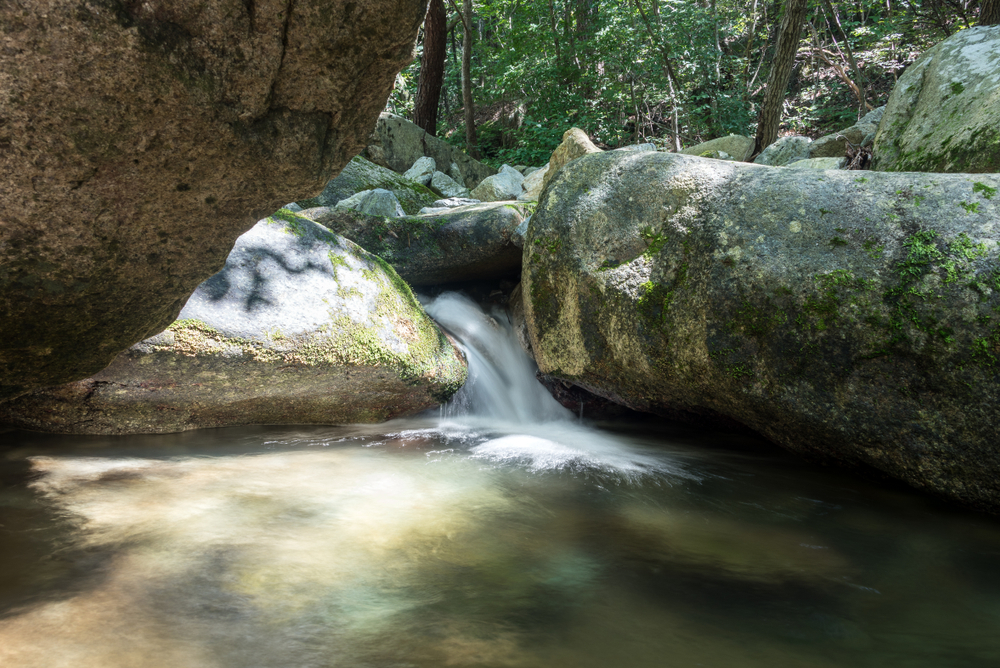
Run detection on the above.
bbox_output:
[423,292,572,424]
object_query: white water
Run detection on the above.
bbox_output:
[423,292,687,479]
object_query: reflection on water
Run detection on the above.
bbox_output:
[1,291,1000,667]
[2,422,1000,668]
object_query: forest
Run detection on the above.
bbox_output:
[388,0,999,166]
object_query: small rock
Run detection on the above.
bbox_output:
[519,164,549,201]
[471,164,525,202]
[403,156,436,185]
[431,170,472,198]
[335,188,405,218]
[754,136,812,166]
[681,134,754,161]
[542,128,603,192]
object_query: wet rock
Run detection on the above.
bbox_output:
[681,134,754,162]
[369,113,496,188]
[0,211,467,434]
[297,155,438,215]
[755,136,812,166]
[524,149,1000,512]
[309,202,530,285]
[0,0,431,400]
[873,26,1000,173]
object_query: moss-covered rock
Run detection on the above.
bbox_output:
[524,149,1000,512]
[0,212,467,434]
[873,26,1000,173]
[0,0,431,401]
[297,155,439,214]
[307,201,532,285]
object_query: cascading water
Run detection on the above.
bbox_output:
[422,291,680,477]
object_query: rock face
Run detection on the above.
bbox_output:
[524,149,1000,511]
[0,211,467,434]
[754,136,812,166]
[470,165,525,202]
[307,202,530,285]
[296,155,438,215]
[541,128,603,193]
[0,0,430,400]
[368,113,496,188]
[681,134,754,162]
[873,26,1000,173]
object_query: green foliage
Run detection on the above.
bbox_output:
[398,0,965,161]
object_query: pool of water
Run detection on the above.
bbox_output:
[3,291,1000,667]
[2,416,1000,668]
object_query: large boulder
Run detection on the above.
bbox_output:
[524,149,1000,511]
[873,26,1000,173]
[0,0,430,400]
[430,170,472,198]
[681,134,754,162]
[306,202,530,285]
[367,112,496,188]
[541,128,603,193]
[297,155,438,214]
[0,211,467,434]
[403,156,437,185]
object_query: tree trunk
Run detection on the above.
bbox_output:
[413,0,447,136]
[752,0,808,157]
[461,0,480,159]
[982,0,1000,26]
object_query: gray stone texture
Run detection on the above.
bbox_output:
[873,26,1000,173]
[0,0,431,400]
[369,113,496,188]
[309,201,531,285]
[754,136,813,166]
[297,155,438,215]
[681,134,754,162]
[471,165,526,202]
[524,149,1000,512]
[0,211,467,434]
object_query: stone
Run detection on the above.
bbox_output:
[523,149,1000,512]
[335,189,405,218]
[701,150,735,161]
[309,202,530,285]
[0,0,430,401]
[430,171,472,198]
[403,156,437,185]
[297,155,438,215]
[754,136,813,166]
[507,282,533,360]
[513,165,529,174]
[519,164,550,201]
[448,162,464,183]
[681,134,754,162]
[808,133,853,159]
[470,165,525,202]
[0,211,467,434]
[541,128,603,193]
[369,113,496,188]
[615,143,657,153]
[786,157,847,170]
[523,167,541,177]
[873,26,1000,172]
[432,198,482,208]
[512,216,531,248]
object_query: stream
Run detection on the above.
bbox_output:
[1,292,999,667]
